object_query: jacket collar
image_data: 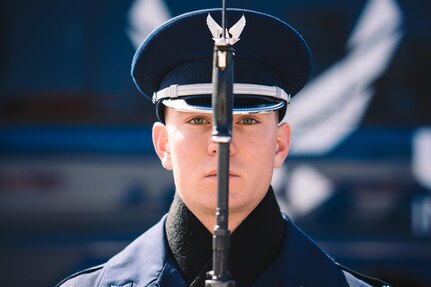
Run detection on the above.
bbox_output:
[97,214,348,287]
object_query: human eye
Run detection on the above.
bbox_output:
[237,116,259,125]
[187,116,210,125]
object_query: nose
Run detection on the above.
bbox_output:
[208,135,237,156]
[208,139,218,155]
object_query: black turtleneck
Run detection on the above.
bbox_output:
[165,192,213,286]
[165,187,286,287]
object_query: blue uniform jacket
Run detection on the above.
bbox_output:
[57,214,389,287]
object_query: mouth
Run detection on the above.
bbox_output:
[206,170,239,178]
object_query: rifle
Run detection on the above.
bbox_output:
[205,1,235,286]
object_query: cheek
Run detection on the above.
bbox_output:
[246,129,277,156]
[168,129,205,169]
[234,130,278,179]
[166,129,184,166]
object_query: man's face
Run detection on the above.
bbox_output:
[153,108,290,220]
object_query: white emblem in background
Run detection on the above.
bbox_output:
[127,0,171,49]
[273,0,404,216]
[284,0,404,155]
[206,14,246,45]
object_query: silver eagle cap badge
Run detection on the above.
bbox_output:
[206,13,246,45]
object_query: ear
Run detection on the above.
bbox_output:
[274,122,291,169]
[152,122,173,170]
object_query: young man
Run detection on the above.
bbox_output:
[57,8,389,287]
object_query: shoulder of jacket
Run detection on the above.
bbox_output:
[336,262,391,287]
[55,264,105,287]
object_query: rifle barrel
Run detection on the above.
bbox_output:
[205,1,236,286]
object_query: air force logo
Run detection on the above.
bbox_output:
[206,14,246,45]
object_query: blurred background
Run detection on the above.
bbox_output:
[0,0,430,286]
